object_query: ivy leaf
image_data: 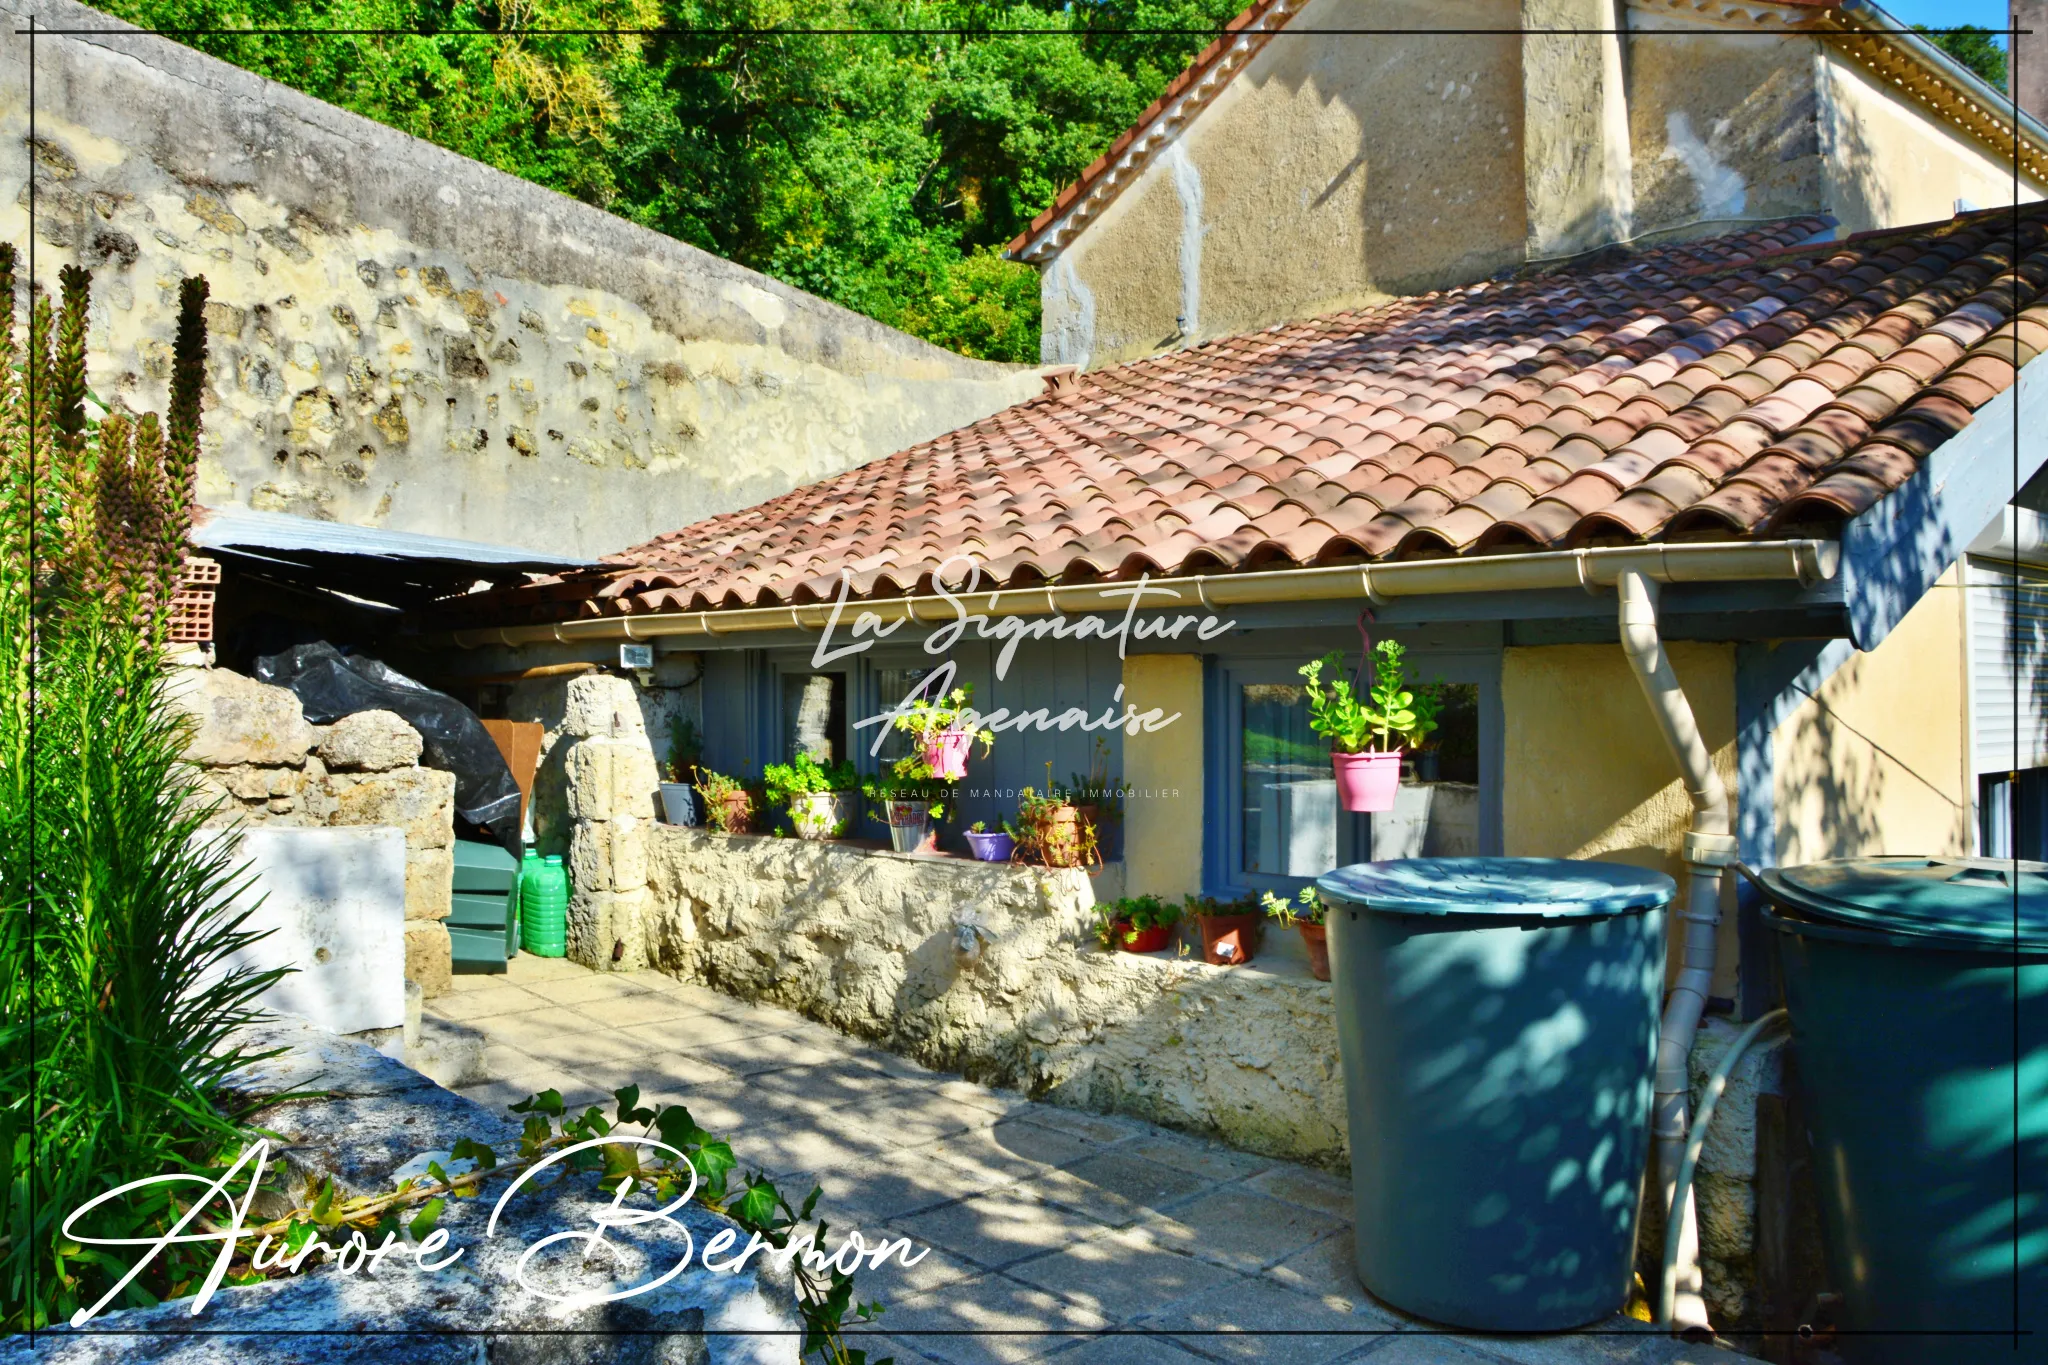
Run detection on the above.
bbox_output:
[451,1137,497,1171]
[601,1143,641,1185]
[691,1139,737,1193]
[654,1105,711,1150]
[284,1221,316,1254]
[799,1185,822,1221]
[731,1179,783,1229]
[613,1085,655,1126]
[511,1089,564,1118]
[409,1197,445,1239]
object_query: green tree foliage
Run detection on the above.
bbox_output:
[100,0,1247,361]
[1916,23,2008,92]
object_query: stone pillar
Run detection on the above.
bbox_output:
[1521,0,1635,260]
[554,673,661,971]
[319,709,456,998]
[1120,654,1205,900]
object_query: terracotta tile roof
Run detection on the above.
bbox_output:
[490,207,2048,624]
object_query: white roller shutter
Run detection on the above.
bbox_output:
[1967,556,2048,775]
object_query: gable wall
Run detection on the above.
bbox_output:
[1040,0,1526,370]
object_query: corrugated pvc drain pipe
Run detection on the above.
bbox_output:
[1657,1008,1791,1327]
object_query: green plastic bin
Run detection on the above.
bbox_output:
[1316,857,1674,1331]
[1758,857,2047,1364]
[450,840,519,974]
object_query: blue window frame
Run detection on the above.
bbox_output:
[1204,639,1502,900]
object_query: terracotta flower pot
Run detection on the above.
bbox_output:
[1029,803,1087,867]
[921,730,973,781]
[1199,912,1261,966]
[964,830,1015,862]
[1119,921,1172,954]
[1332,749,1402,812]
[1298,921,1330,981]
[716,790,754,834]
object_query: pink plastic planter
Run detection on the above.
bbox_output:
[921,729,973,780]
[1333,750,1402,812]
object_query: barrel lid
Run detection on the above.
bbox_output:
[1316,857,1676,919]
[1764,857,2048,949]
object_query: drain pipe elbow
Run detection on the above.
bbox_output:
[1617,570,1737,1329]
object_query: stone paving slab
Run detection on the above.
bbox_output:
[438,955,1757,1365]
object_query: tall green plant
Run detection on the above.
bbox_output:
[0,252,285,1330]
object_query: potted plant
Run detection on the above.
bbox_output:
[1093,894,1182,954]
[697,768,755,835]
[1015,781,1098,869]
[763,753,858,840]
[659,717,703,826]
[892,684,994,781]
[1299,642,1439,813]
[862,758,949,854]
[1066,736,1127,849]
[965,819,1016,863]
[1263,886,1330,981]
[1185,892,1262,966]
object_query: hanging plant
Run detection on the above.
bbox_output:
[1299,643,1441,813]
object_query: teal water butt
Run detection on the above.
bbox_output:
[1759,857,2047,1365]
[1317,857,1674,1331]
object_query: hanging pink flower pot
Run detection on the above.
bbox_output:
[920,729,974,781]
[1333,750,1402,813]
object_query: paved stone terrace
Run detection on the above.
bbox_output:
[435,955,1751,1365]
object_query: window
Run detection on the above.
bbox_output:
[1211,646,1499,898]
[780,671,846,762]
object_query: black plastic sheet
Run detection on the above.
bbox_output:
[254,641,523,855]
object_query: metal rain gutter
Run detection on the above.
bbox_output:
[440,539,1840,649]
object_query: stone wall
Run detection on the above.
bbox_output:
[1,1014,800,1363]
[172,666,457,995]
[0,0,1040,557]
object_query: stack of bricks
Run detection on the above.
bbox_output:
[172,666,458,995]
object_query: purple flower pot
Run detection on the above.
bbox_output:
[965,830,1015,862]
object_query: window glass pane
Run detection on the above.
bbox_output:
[1418,681,1480,785]
[781,673,845,762]
[1241,683,1339,877]
[869,667,931,766]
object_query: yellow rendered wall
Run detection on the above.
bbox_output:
[1773,566,1973,862]
[1120,654,1206,901]
[1818,51,2047,238]
[1503,641,1740,995]
[1042,0,1524,369]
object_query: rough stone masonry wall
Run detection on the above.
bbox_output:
[0,0,1039,556]
[172,665,458,996]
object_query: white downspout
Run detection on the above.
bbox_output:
[1616,570,1739,1331]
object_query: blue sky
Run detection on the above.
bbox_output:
[1876,0,2009,44]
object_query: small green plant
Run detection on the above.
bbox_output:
[762,752,857,809]
[1299,643,1438,753]
[1182,891,1261,918]
[664,716,703,783]
[861,757,953,824]
[1066,735,1129,826]
[969,820,987,834]
[1261,886,1326,926]
[696,769,755,833]
[1091,894,1182,948]
[890,683,994,752]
